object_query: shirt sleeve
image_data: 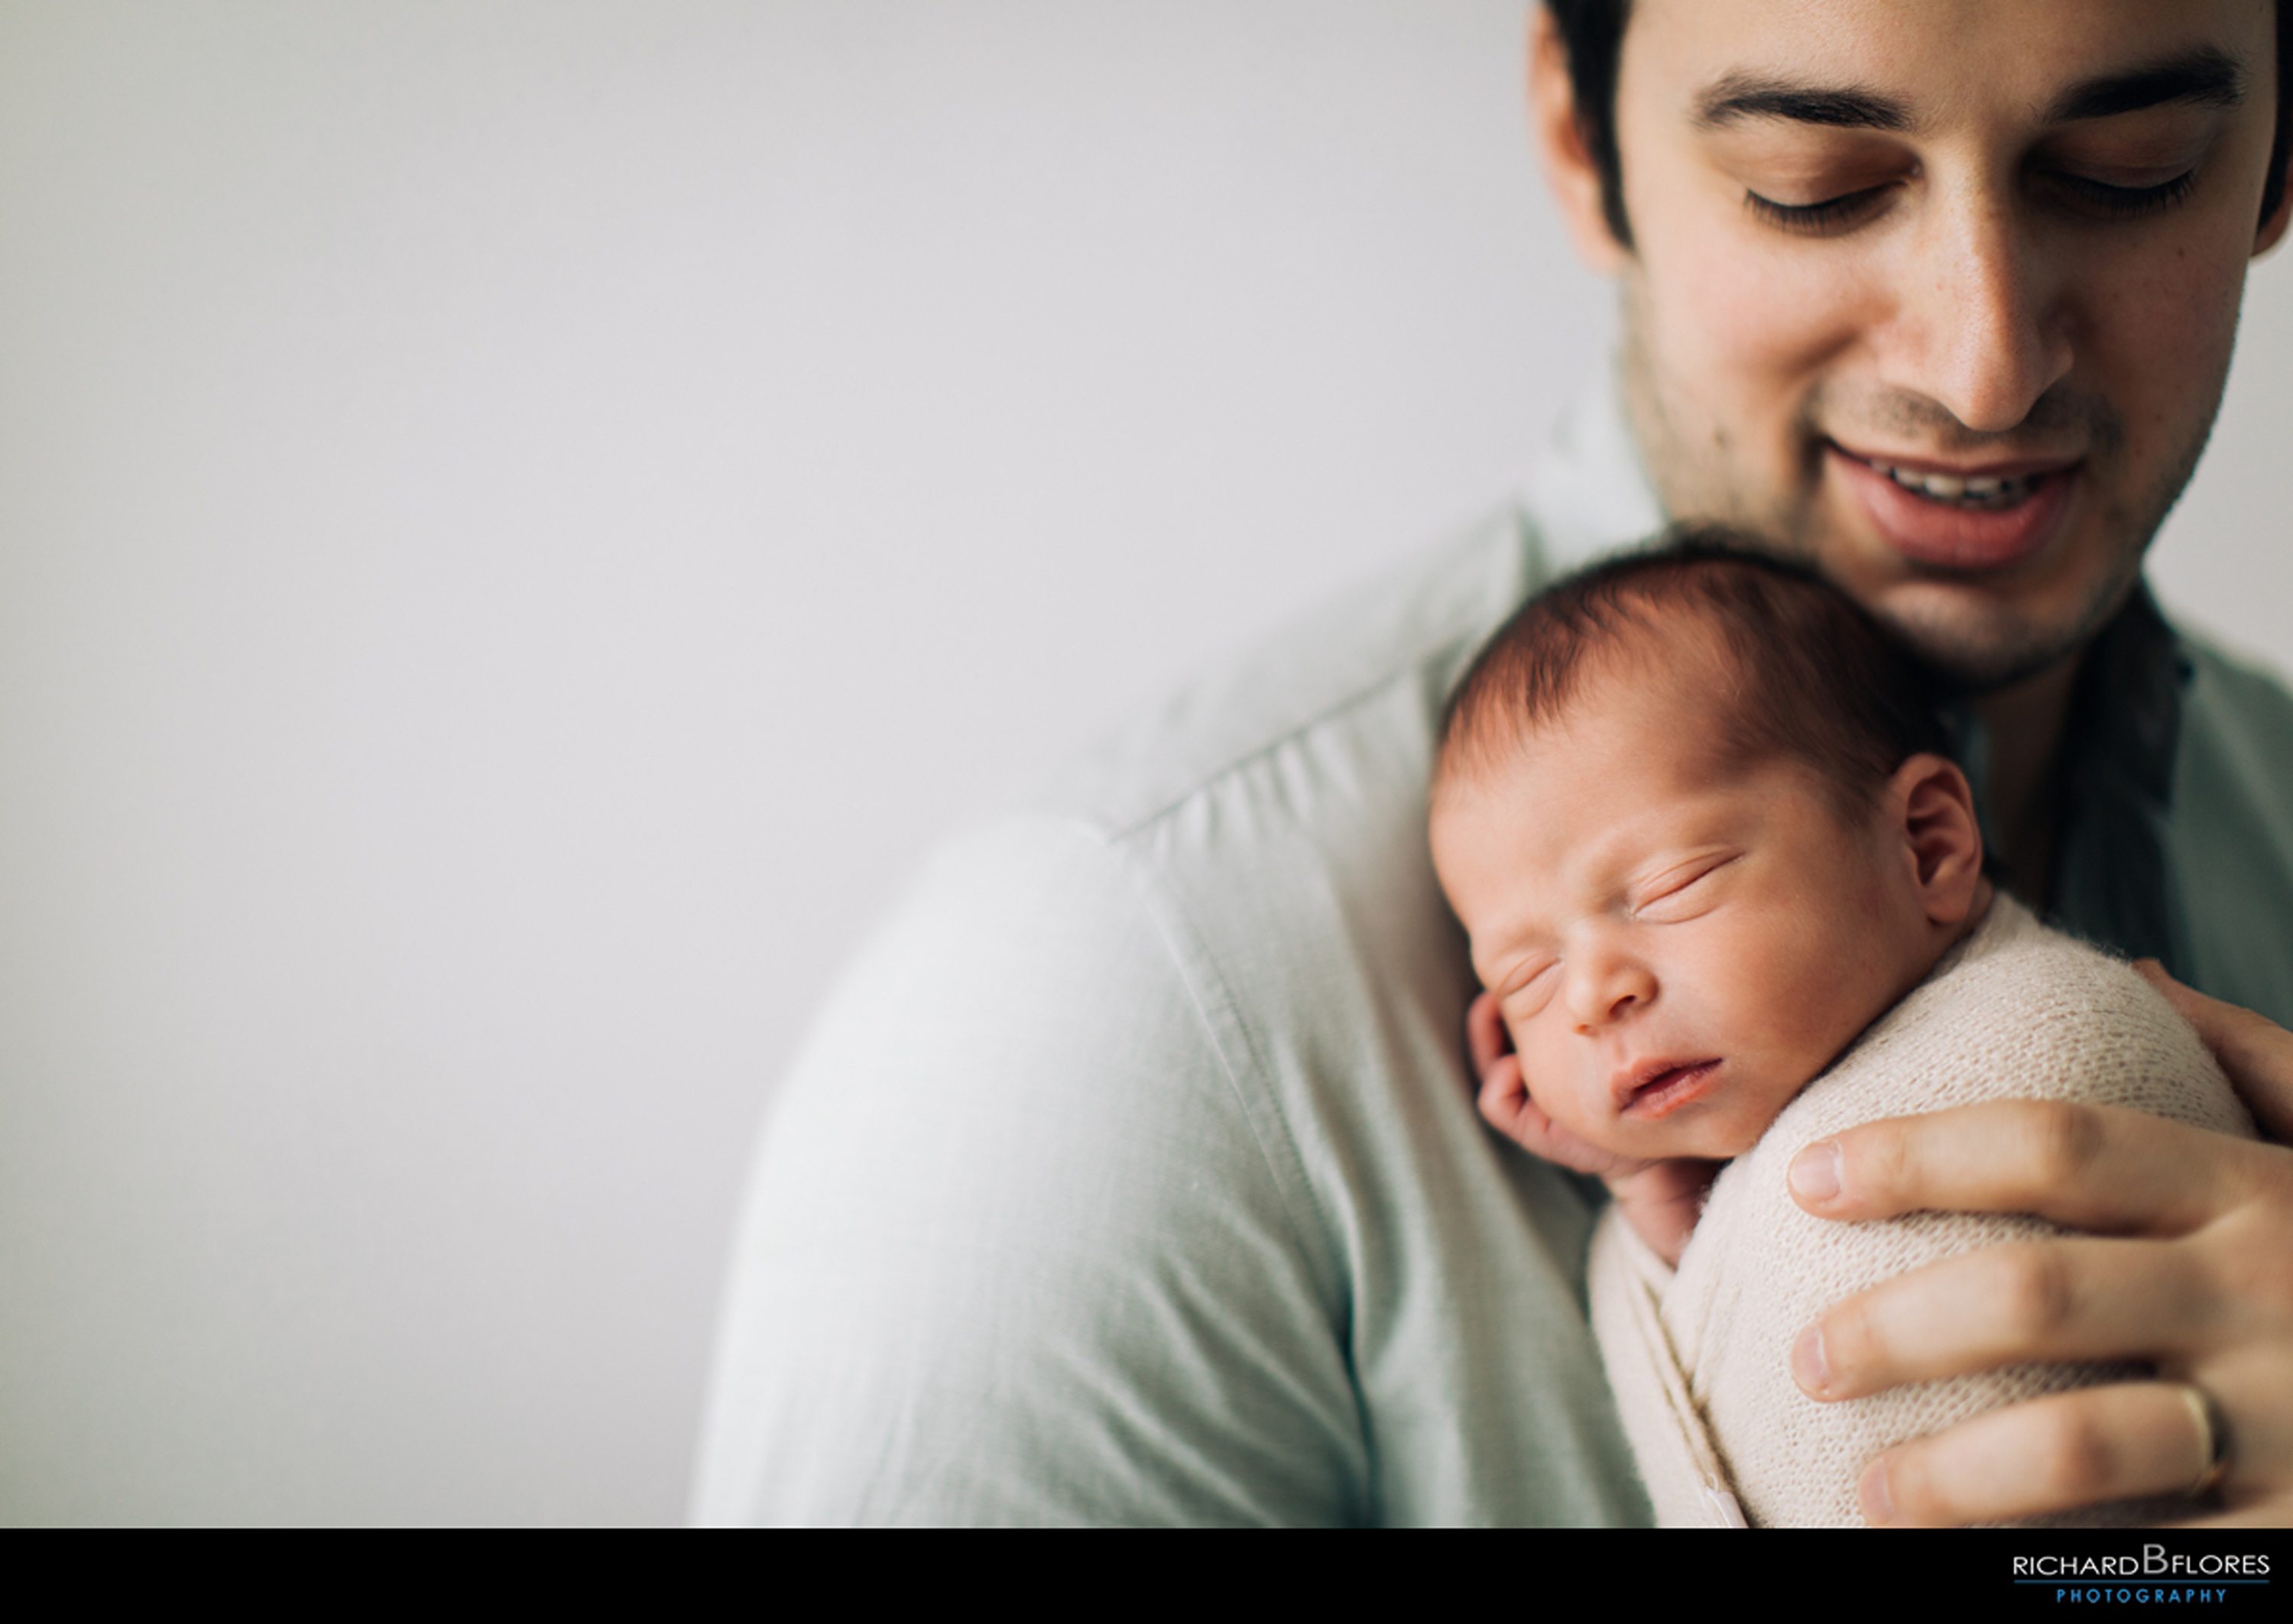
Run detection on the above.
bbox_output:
[689,815,1369,1525]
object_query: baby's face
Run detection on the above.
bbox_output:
[1432,659,1943,1162]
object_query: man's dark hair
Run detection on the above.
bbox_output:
[1545,0,2293,251]
[1435,532,1952,821]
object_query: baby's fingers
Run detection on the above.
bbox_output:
[1465,990,1639,1175]
[1466,990,1514,1080]
[1474,1051,1536,1141]
[1482,1067,1639,1175]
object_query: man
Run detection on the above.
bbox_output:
[696,0,2293,1525]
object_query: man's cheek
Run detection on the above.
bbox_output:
[2083,240,2244,392]
[1653,224,1863,365]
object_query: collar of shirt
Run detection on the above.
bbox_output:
[1951,584,2195,971]
[1521,360,2195,972]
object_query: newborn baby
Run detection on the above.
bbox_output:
[1429,540,2252,1528]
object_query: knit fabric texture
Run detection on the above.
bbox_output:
[1589,893,2254,1528]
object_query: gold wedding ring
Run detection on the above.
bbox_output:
[2172,1382,2230,1498]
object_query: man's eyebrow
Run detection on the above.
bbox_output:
[2042,47,2246,123]
[1691,73,1912,134]
[1689,47,2247,137]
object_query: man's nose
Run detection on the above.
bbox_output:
[1565,947,1656,1033]
[1889,184,2074,435]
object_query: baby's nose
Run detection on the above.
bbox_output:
[1568,956,1656,1032]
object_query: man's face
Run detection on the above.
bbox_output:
[1589,0,2287,689]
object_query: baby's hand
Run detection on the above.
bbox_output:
[1600,1161,1721,1268]
[1467,990,1719,1266]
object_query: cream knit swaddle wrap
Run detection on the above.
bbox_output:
[1588,894,2254,1528]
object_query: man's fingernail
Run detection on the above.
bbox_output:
[1860,1460,1896,1525]
[1792,1323,1831,1395]
[1790,1139,1842,1202]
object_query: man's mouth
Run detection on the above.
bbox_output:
[1826,443,2080,570]
[1852,457,2040,511]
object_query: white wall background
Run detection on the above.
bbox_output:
[1,2,2284,1526]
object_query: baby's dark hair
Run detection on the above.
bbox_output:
[1436,532,1953,820]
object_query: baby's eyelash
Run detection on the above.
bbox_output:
[1504,964,1558,1018]
[1633,856,1737,915]
[1660,862,1724,896]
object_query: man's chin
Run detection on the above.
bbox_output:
[1863,588,2118,695]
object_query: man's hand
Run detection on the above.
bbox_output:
[1782,964,2293,1527]
[1467,991,1719,1266]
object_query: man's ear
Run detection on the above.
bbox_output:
[1529,5,1627,274]
[1887,753,1986,926]
[2256,163,2293,259]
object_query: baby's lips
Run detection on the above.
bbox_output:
[1608,1054,1705,1110]
[1615,1058,1725,1121]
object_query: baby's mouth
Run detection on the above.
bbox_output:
[1618,1059,1724,1120]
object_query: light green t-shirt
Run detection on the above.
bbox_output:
[692,373,2293,1525]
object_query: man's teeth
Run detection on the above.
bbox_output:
[1863,459,2038,508]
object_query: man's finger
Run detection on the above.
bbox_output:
[1792,1237,2214,1400]
[1856,1383,2219,1527]
[1787,1099,2264,1235]
[2136,960,2293,1143]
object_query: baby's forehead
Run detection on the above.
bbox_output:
[1437,667,1864,861]
[1509,627,1750,765]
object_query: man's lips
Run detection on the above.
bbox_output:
[1612,1058,1724,1120]
[1826,441,2080,571]
[1830,442,2083,481]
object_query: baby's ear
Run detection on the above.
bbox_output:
[1888,752,1985,925]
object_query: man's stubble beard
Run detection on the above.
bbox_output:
[1612,280,2223,697]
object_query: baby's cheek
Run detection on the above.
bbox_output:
[1520,1042,1597,1133]
[1747,922,1895,1081]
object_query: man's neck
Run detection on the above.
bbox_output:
[1970,650,2087,911]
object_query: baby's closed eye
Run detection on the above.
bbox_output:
[1630,854,1740,921]
[1502,960,1561,1019]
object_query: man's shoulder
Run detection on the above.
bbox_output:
[1030,503,1541,842]
[870,502,1542,1027]
[701,503,1647,1526]
[855,501,1545,1164]
[925,504,1552,1122]
[800,498,1550,1217]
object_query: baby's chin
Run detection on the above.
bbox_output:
[1617,1112,1769,1165]
[1704,1125,1769,1162]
